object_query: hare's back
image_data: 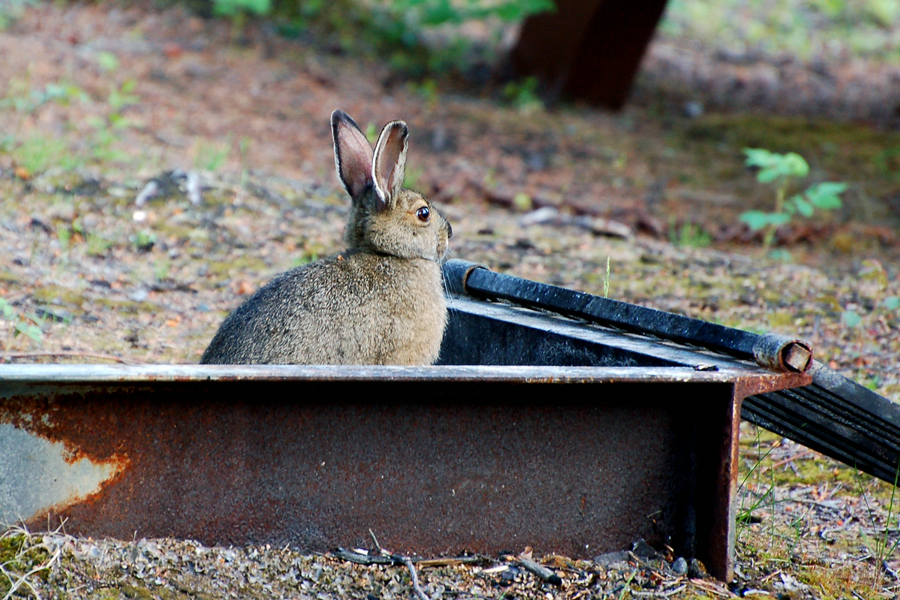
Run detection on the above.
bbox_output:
[200,253,446,365]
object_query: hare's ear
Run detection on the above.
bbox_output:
[332,109,374,199]
[372,120,408,208]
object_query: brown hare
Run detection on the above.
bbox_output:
[200,110,452,365]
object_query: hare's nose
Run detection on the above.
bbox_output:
[447,223,453,239]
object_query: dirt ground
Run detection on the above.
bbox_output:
[1,2,900,598]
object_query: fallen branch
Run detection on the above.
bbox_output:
[331,548,392,565]
[631,584,686,597]
[0,351,137,364]
[400,555,431,600]
[513,556,563,586]
[415,556,484,568]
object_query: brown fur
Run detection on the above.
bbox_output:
[200,110,451,365]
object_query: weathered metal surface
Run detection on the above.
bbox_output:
[0,265,818,583]
[0,362,807,582]
[443,259,900,485]
[443,260,812,373]
[744,361,900,484]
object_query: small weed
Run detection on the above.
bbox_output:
[740,148,846,249]
[601,256,611,298]
[502,76,544,114]
[194,138,230,172]
[292,252,318,268]
[409,78,439,109]
[855,461,900,589]
[0,525,62,598]
[10,135,81,176]
[840,259,899,382]
[512,192,532,211]
[94,51,120,72]
[153,258,171,282]
[0,77,88,113]
[131,229,157,252]
[0,296,43,348]
[86,233,114,257]
[0,0,36,30]
[669,220,712,248]
[737,427,778,534]
[275,0,553,80]
[364,122,379,145]
[56,222,71,252]
[213,0,271,40]
[404,166,424,192]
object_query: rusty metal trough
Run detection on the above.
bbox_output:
[0,260,818,582]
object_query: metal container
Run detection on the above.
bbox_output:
[0,261,814,582]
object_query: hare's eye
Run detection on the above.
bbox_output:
[416,206,430,222]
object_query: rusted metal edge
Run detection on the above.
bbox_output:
[744,360,900,484]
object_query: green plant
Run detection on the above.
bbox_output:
[0,0,37,30]
[276,0,554,79]
[854,461,900,589]
[737,427,778,533]
[740,148,846,249]
[602,256,610,298]
[0,78,88,113]
[502,76,543,113]
[840,260,899,386]
[0,525,60,598]
[56,222,71,252]
[131,229,157,252]
[11,135,81,175]
[0,297,43,346]
[669,220,712,248]
[212,0,271,40]
[193,138,230,172]
[85,58,140,164]
[86,233,114,257]
[153,258,171,282]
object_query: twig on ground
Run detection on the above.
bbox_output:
[631,584,686,597]
[400,555,431,600]
[513,556,563,586]
[416,556,484,568]
[331,548,392,565]
[689,578,733,598]
[369,529,383,554]
[0,351,137,364]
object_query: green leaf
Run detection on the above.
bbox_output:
[14,321,43,342]
[756,168,782,184]
[884,296,900,311]
[804,182,846,210]
[0,298,14,318]
[740,211,791,231]
[95,51,120,72]
[744,148,809,183]
[790,195,815,217]
[842,309,862,328]
[739,211,770,231]
[781,152,810,178]
[743,148,776,168]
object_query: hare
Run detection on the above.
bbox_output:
[200,110,452,365]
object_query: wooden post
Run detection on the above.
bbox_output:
[510,0,669,109]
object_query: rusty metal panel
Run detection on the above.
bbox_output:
[0,364,808,581]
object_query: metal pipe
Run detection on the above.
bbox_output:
[443,260,812,373]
